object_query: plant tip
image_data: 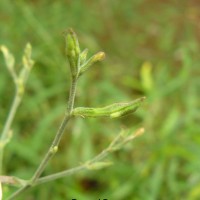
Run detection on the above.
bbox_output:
[135,128,145,137]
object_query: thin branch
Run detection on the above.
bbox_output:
[31,78,77,182]
[2,128,144,189]
[0,176,27,187]
[37,129,145,186]
[35,165,85,186]
[7,77,78,200]
[67,78,77,114]
[0,92,21,174]
[0,44,34,175]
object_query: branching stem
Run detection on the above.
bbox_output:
[7,77,78,200]
[0,90,21,174]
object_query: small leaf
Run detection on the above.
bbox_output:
[72,97,146,118]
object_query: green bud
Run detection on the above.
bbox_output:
[80,48,88,65]
[79,51,105,76]
[50,146,58,154]
[63,28,80,77]
[22,43,34,69]
[24,43,32,59]
[0,45,16,80]
[67,49,77,74]
[72,97,146,118]
[18,43,34,88]
[93,51,105,61]
[68,28,80,56]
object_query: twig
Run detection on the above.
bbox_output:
[7,77,78,200]
[1,128,144,189]
[4,30,146,200]
[0,44,34,174]
[0,91,21,174]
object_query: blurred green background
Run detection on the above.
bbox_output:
[0,0,199,199]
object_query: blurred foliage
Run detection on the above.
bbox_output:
[0,0,199,199]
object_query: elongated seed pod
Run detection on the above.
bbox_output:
[72,97,146,118]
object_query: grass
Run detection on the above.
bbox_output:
[0,0,199,199]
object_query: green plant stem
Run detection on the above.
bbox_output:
[7,77,78,200]
[7,185,30,200]
[2,127,145,188]
[5,125,143,199]
[2,131,120,188]
[30,78,77,182]
[0,92,21,174]
[31,77,77,182]
[0,148,108,187]
[36,165,85,185]
[30,115,70,182]
[7,127,144,187]
[67,77,77,114]
[35,149,110,186]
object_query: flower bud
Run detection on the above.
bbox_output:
[68,28,80,56]
[0,45,15,74]
[63,28,80,77]
[22,43,34,69]
[79,48,88,65]
[79,51,105,76]
[93,51,105,62]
